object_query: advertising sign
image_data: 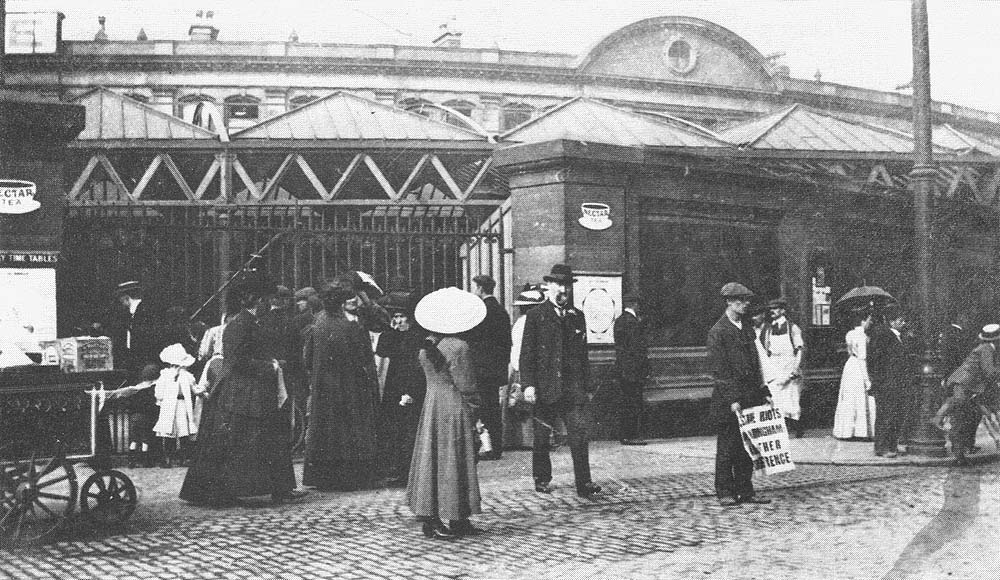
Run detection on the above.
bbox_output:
[0,265,57,354]
[573,273,622,344]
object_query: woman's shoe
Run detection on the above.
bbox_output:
[421,520,456,540]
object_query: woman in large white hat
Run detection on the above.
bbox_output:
[408,287,487,540]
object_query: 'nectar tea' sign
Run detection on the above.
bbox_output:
[0,180,40,214]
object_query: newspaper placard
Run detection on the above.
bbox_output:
[739,405,795,476]
[572,273,621,345]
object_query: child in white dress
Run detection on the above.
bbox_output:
[153,343,203,467]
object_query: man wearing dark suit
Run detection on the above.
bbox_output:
[469,274,512,459]
[614,292,649,446]
[939,313,978,454]
[109,280,166,467]
[708,282,772,506]
[520,264,601,497]
[867,307,913,457]
[111,280,164,378]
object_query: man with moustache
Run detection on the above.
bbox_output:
[708,282,772,506]
[520,264,601,497]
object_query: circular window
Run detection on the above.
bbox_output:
[664,36,697,75]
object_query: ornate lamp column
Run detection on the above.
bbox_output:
[906,0,947,457]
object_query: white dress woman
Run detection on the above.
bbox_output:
[832,319,876,439]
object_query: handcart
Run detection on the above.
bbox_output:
[0,371,137,545]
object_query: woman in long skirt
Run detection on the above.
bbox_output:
[832,311,876,439]
[407,287,486,540]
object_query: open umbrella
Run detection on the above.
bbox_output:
[835,285,896,310]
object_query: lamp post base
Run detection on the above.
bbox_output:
[905,351,948,458]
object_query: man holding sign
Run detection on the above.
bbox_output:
[707,282,773,507]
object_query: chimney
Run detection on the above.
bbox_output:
[772,64,790,78]
[433,16,461,48]
[189,9,219,42]
[94,16,108,42]
[136,28,148,42]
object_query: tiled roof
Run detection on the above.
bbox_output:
[230,91,488,141]
[500,98,731,148]
[719,104,921,153]
[70,87,218,140]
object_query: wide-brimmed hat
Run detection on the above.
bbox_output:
[513,285,546,306]
[543,264,577,284]
[159,343,195,368]
[720,282,754,298]
[414,287,487,335]
[979,324,1000,341]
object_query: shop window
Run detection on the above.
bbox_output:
[223,95,260,124]
[639,218,780,347]
[501,103,533,131]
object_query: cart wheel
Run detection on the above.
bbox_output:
[0,454,78,545]
[80,470,137,525]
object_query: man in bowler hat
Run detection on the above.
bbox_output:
[520,264,601,497]
[708,282,772,506]
[614,292,649,445]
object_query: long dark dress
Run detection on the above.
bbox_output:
[407,336,481,522]
[179,310,296,504]
[376,328,427,482]
[302,310,379,490]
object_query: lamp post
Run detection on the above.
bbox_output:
[905,0,947,457]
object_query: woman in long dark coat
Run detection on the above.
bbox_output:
[179,274,301,506]
[407,287,486,540]
[375,291,427,486]
[302,282,380,491]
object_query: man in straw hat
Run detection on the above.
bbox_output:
[934,323,1000,465]
[111,280,165,378]
[708,282,772,506]
[520,264,601,497]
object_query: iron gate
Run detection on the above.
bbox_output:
[60,202,507,329]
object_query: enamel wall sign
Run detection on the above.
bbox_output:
[0,180,41,214]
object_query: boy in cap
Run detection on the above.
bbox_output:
[707,282,772,506]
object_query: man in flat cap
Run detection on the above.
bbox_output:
[708,282,772,506]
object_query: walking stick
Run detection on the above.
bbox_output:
[188,231,287,322]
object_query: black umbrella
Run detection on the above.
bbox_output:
[835,285,896,310]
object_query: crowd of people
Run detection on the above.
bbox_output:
[100,262,609,538]
[98,266,994,531]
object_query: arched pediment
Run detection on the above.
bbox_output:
[576,16,778,92]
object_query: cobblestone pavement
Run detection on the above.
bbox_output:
[1,438,997,580]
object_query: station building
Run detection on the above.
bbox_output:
[4,13,1000,434]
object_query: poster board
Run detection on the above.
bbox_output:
[739,405,796,476]
[0,261,58,353]
[573,273,622,345]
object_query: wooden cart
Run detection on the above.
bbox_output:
[0,370,137,545]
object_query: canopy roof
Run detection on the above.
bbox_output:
[230,91,489,142]
[500,97,731,148]
[719,104,931,154]
[70,87,218,141]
